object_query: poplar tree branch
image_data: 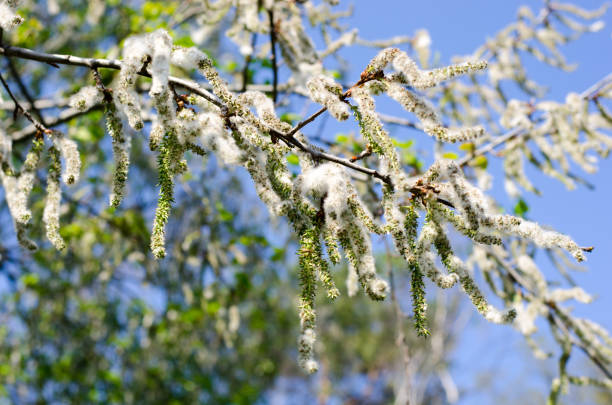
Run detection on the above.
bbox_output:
[0,44,393,186]
[0,44,609,195]
[458,71,612,167]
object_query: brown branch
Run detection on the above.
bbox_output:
[0,45,436,190]
[13,106,101,143]
[267,8,278,103]
[286,69,383,138]
[349,144,373,162]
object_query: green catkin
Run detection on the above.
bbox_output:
[382,185,407,255]
[350,104,383,155]
[323,225,341,265]
[13,138,44,250]
[431,216,488,315]
[150,133,177,259]
[410,262,429,337]
[312,216,339,300]
[347,196,385,235]
[22,138,44,177]
[432,203,502,245]
[298,228,318,326]
[547,340,571,405]
[186,142,207,156]
[405,203,429,336]
[297,227,320,373]
[105,98,130,208]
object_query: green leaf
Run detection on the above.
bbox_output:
[205,301,221,315]
[286,154,299,165]
[142,2,163,19]
[60,224,85,240]
[20,273,39,287]
[392,138,414,149]
[404,152,423,169]
[459,142,475,152]
[329,70,342,79]
[224,60,238,72]
[280,113,301,125]
[216,202,234,221]
[442,152,458,160]
[271,247,285,262]
[336,134,349,143]
[514,198,529,217]
[174,36,196,48]
[471,155,488,169]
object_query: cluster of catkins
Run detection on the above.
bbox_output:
[424,2,612,194]
[0,2,606,383]
[70,31,595,372]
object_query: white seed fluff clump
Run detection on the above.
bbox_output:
[0,0,24,31]
[307,75,349,121]
[116,34,151,130]
[300,163,389,300]
[50,132,81,185]
[43,148,65,250]
[68,86,103,112]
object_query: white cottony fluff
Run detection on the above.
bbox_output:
[490,217,586,262]
[0,0,23,31]
[149,30,172,97]
[366,48,487,89]
[301,163,350,219]
[171,47,208,70]
[199,113,242,165]
[51,134,81,185]
[0,130,11,161]
[116,34,151,130]
[546,287,593,304]
[43,165,65,250]
[307,75,349,121]
[386,82,485,143]
[346,262,359,296]
[513,301,543,335]
[69,86,103,112]
[0,171,30,223]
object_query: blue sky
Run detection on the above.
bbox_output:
[335,0,612,402]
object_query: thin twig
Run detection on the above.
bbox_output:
[0,97,71,110]
[349,144,373,162]
[5,57,47,125]
[0,71,49,134]
[13,106,101,142]
[287,106,327,137]
[286,69,382,138]
[547,304,612,380]
[241,33,257,92]
[487,248,610,380]
[267,8,278,103]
